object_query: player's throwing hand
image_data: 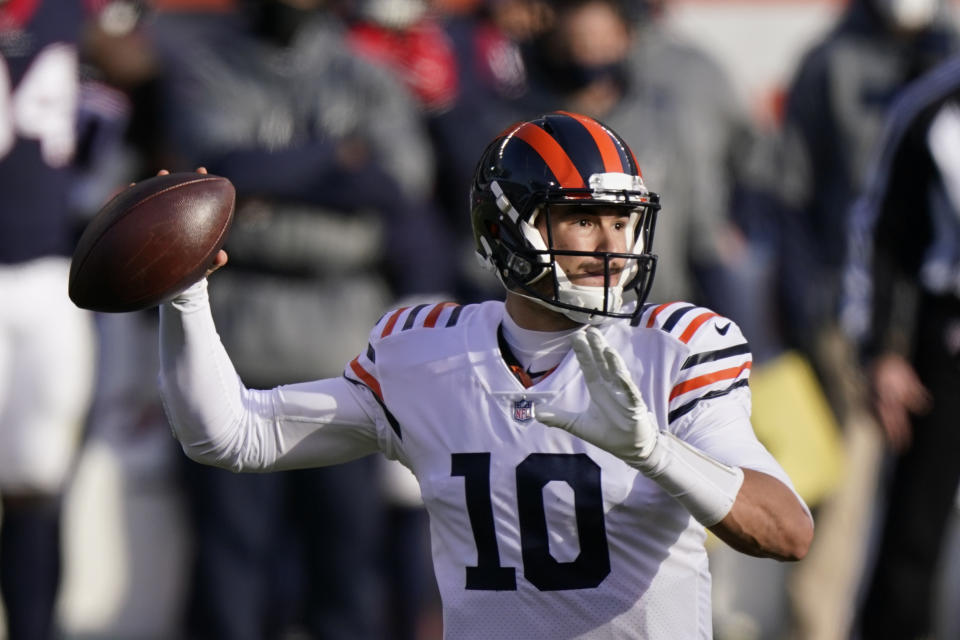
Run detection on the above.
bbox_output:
[536,327,660,467]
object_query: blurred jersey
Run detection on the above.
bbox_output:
[0,0,82,263]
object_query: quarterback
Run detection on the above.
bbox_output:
[159,112,813,638]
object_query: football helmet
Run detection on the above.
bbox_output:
[471,111,661,324]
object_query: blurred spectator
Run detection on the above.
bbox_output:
[775,0,957,399]
[0,1,98,638]
[769,2,958,638]
[429,0,552,301]
[844,52,960,640]
[145,0,450,637]
[343,0,459,115]
[433,0,753,313]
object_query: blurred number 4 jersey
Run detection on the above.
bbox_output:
[345,299,792,639]
[0,0,82,263]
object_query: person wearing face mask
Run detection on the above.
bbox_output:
[514,0,752,316]
[768,1,958,639]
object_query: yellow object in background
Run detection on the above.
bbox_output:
[749,351,846,508]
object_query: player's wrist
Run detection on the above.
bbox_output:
[169,278,210,313]
[627,432,744,526]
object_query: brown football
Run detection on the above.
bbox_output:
[69,172,235,313]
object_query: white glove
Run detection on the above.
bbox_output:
[535,327,659,467]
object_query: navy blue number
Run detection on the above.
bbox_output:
[517,453,610,590]
[453,452,610,591]
[451,453,517,590]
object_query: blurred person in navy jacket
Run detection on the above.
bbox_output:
[0,1,97,638]
[147,0,451,637]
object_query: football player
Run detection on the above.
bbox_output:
[0,1,96,638]
[159,112,813,638]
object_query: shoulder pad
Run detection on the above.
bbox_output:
[344,301,463,398]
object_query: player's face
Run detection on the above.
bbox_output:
[536,204,631,287]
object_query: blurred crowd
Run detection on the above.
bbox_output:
[2,0,960,638]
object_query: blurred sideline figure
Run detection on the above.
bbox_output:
[0,1,97,638]
[146,0,450,637]
[769,1,958,637]
[844,52,960,640]
[433,0,752,313]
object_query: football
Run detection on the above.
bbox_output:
[69,172,235,313]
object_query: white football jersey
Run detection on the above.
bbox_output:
[344,299,795,639]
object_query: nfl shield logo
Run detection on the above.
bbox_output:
[513,399,533,423]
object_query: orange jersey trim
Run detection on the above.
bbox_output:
[423,302,458,328]
[349,357,383,401]
[380,307,409,338]
[678,312,719,344]
[669,361,752,401]
[645,302,678,328]
[513,123,586,189]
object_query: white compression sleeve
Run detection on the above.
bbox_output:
[158,279,380,472]
[632,432,745,527]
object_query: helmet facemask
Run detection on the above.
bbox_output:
[483,171,660,325]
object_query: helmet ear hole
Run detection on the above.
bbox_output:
[488,222,499,238]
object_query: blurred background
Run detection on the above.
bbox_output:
[2,0,960,638]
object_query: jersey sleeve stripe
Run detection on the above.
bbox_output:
[348,356,384,401]
[343,377,403,439]
[365,342,376,363]
[668,379,750,423]
[680,343,750,369]
[661,304,697,332]
[645,302,677,328]
[669,361,752,400]
[380,307,410,338]
[678,311,719,344]
[402,304,431,331]
[445,305,464,327]
[424,302,459,328]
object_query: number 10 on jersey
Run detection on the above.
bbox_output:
[452,452,611,592]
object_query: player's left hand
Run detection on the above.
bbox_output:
[535,327,659,466]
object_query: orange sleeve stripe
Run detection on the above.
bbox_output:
[678,312,718,344]
[423,302,457,328]
[558,111,624,173]
[669,361,752,400]
[513,123,586,189]
[380,307,409,338]
[349,357,383,401]
[645,302,676,328]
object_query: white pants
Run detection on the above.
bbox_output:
[0,257,96,495]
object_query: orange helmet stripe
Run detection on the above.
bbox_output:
[513,122,586,189]
[558,111,624,173]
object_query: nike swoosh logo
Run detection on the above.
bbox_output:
[715,322,731,335]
